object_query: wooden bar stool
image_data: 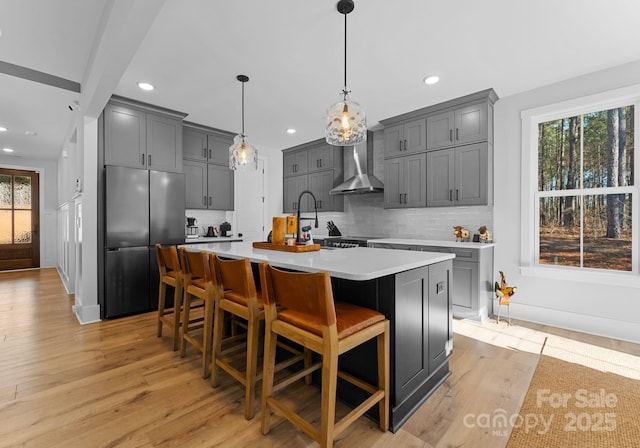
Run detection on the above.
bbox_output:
[258,262,390,448]
[209,253,306,420]
[155,244,184,351]
[179,248,215,378]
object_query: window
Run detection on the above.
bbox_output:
[522,86,640,282]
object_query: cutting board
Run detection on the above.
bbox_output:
[252,242,320,252]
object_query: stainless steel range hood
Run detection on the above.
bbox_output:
[329,132,384,195]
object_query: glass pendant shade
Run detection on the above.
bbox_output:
[229,134,258,171]
[326,94,367,146]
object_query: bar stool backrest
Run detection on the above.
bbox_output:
[211,255,256,298]
[156,244,181,277]
[180,248,211,282]
[259,262,336,328]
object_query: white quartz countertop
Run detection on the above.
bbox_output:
[369,238,495,250]
[183,236,242,244]
[180,241,454,281]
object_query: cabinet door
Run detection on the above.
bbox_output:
[147,113,182,173]
[283,175,308,213]
[207,164,234,210]
[308,144,334,172]
[183,160,207,209]
[455,143,487,206]
[394,266,429,404]
[403,118,427,154]
[426,149,455,207]
[452,260,477,310]
[404,153,427,207]
[183,128,208,162]
[308,170,334,212]
[283,151,308,177]
[104,104,146,168]
[383,124,404,157]
[383,157,403,208]
[428,261,451,374]
[455,103,488,145]
[207,133,233,166]
[426,111,454,150]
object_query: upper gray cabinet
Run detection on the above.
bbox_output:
[383,118,427,158]
[103,97,186,173]
[182,122,235,211]
[183,126,233,165]
[282,139,343,213]
[384,153,427,208]
[426,102,490,150]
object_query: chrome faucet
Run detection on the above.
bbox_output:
[296,190,319,243]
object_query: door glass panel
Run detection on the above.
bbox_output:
[0,175,11,208]
[0,210,11,243]
[14,210,31,243]
[14,176,32,209]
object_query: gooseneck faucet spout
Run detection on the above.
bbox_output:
[296,190,319,243]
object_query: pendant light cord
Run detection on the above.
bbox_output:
[344,10,347,93]
[241,81,245,136]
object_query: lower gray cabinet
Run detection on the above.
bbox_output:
[184,160,234,210]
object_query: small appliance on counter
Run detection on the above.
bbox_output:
[327,220,342,236]
[220,221,232,237]
[186,217,198,237]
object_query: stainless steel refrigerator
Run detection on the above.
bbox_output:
[103,165,185,318]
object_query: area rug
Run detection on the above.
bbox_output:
[506,343,640,448]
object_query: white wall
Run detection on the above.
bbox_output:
[494,60,640,344]
[0,155,58,268]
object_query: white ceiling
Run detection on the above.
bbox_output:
[2,0,640,161]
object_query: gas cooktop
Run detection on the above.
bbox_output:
[316,236,380,249]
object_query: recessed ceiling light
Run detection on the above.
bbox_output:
[25,131,37,136]
[286,128,296,135]
[0,126,7,132]
[137,82,154,91]
[423,75,440,85]
[3,147,14,153]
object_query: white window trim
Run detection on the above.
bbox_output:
[520,84,640,288]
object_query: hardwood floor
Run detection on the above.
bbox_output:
[1,268,638,447]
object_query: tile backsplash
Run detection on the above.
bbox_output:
[185,209,231,236]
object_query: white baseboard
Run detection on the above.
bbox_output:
[491,299,640,345]
[74,304,101,325]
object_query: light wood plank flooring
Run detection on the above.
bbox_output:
[1,268,638,447]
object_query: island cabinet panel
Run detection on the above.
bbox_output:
[331,261,453,432]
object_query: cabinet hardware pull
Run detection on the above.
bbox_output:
[404,139,408,151]
[148,154,151,165]
[399,140,403,151]
[141,153,145,165]
[399,193,402,203]
[293,202,297,210]
[449,129,453,141]
[319,159,323,167]
[318,200,322,208]
[204,196,207,206]
[449,190,453,201]
[209,196,212,206]
[456,128,459,140]
[209,149,212,159]
[456,189,459,201]
[404,193,407,203]
[203,148,207,158]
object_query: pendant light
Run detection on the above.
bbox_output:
[325,0,367,146]
[229,74,258,170]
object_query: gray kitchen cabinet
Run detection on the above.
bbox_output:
[183,160,208,209]
[369,241,494,322]
[394,263,452,404]
[282,139,343,213]
[183,125,233,165]
[183,160,234,211]
[283,174,308,213]
[426,102,489,150]
[383,118,427,158]
[207,164,234,210]
[426,142,488,207]
[283,151,308,177]
[182,122,235,211]
[104,98,185,173]
[383,153,426,208]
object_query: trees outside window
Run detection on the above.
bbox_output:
[537,105,635,271]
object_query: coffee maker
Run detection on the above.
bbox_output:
[186,217,198,237]
[220,221,231,237]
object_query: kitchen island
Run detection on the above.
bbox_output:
[182,241,455,431]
